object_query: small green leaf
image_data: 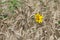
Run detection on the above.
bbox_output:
[58,21,60,24]
[0,1,6,4]
[0,15,3,19]
[9,6,14,10]
[3,14,8,18]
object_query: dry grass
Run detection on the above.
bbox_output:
[0,0,60,40]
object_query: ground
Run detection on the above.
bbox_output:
[0,0,60,40]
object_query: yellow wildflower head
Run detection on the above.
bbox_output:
[34,13,43,23]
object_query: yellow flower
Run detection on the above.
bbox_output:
[34,13,43,23]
